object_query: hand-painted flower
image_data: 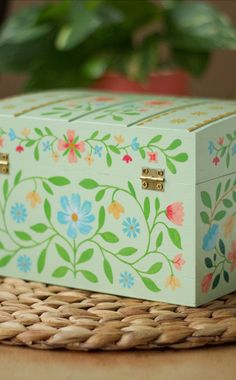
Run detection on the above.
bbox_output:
[201,273,213,293]
[202,224,219,251]
[11,203,27,223]
[217,137,224,145]
[208,141,214,155]
[26,191,42,208]
[122,217,140,238]
[94,145,103,158]
[166,202,184,226]
[17,255,32,273]
[227,240,236,272]
[212,156,220,166]
[172,254,185,270]
[8,128,16,141]
[232,144,236,156]
[119,272,135,288]
[0,136,4,148]
[115,135,125,144]
[21,128,30,137]
[52,151,59,162]
[131,137,140,151]
[42,141,51,152]
[108,201,124,220]
[145,100,172,106]
[223,215,235,238]
[165,275,180,291]
[57,194,95,239]
[95,97,114,102]
[122,154,133,164]
[58,130,85,163]
[148,151,158,162]
[16,145,24,153]
[85,154,94,166]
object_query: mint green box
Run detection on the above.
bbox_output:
[0,90,235,306]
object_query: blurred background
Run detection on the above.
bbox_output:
[0,0,236,99]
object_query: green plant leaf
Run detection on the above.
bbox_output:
[166,157,176,174]
[219,239,225,255]
[3,179,8,201]
[55,243,71,263]
[101,134,111,141]
[170,153,188,162]
[205,257,213,268]
[15,231,32,241]
[108,145,120,154]
[48,176,70,186]
[128,181,136,198]
[14,170,22,186]
[0,255,12,267]
[168,228,182,249]
[146,262,163,274]
[200,211,210,224]
[0,241,5,250]
[156,231,163,248]
[34,145,39,161]
[165,139,182,150]
[214,210,226,221]
[95,189,106,201]
[223,198,233,208]
[30,223,48,233]
[44,199,51,222]
[45,127,53,136]
[148,135,162,145]
[80,270,98,283]
[212,273,220,290]
[52,266,69,278]
[144,197,150,220]
[103,258,113,284]
[201,191,212,209]
[100,232,119,243]
[42,181,54,195]
[223,270,229,283]
[90,131,99,139]
[98,206,105,230]
[155,197,160,213]
[37,248,47,273]
[112,114,123,121]
[216,182,222,201]
[106,152,112,167]
[139,147,146,159]
[117,247,137,256]
[233,191,236,203]
[225,179,231,191]
[25,140,36,147]
[79,179,99,189]
[34,127,43,136]
[77,248,94,264]
[141,277,160,292]
[226,151,230,168]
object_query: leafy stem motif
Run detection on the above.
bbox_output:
[209,130,236,167]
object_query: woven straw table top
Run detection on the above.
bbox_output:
[0,277,236,351]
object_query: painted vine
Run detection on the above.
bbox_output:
[208,130,236,168]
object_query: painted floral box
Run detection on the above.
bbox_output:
[0,90,235,306]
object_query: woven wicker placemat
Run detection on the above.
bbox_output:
[0,277,236,351]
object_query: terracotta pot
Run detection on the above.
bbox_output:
[93,71,189,96]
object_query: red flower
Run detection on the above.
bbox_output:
[148,151,158,162]
[58,130,85,164]
[227,240,236,272]
[173,254,185,270]
[212,156,220,166]
[217,137,224,145]
[201,273,213,293]
[145,100,172,106]
[16,145,24,153]
[0,136,4,148]
[166,202,184,226]
[122,154,133,164]
[95,97,114,102]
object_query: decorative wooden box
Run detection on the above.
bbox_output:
[0,90,235,306]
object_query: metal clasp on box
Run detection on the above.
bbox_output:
[0,153,9,174]
[140,167,165,191]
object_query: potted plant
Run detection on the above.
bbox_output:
[0,0,236,95]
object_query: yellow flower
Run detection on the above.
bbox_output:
[114,135,125,144]
[108,201,125,220]
[52,151,59,162]
[85,154,94,166]
[21,128,31,137]
[171,118,187,124]
[223,215,235,238]
[26,191,42,208]
[165,275,181,291]
[191,111,207,116]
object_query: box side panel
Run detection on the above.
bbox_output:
[196,173,236,306]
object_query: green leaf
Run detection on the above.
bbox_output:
[106,152,112,167]
[156,231,163,248]
[45,127,53,136]
[223,270,229,283]
[214,210,226,221]
[146,262,163,274]
[200,211,210,225]
[117,247,137,256]
[205,257,213,268]
[42,181,54,195]
[170,153,188,162]
[100,232,119,243]
[0,241,5,250]
[95,189,106,202]
[34,145,39,161]
[226,151,230,168]
[3,179,8,201]
[80,270,98,283]
[48,176,70,186]
[77,248,94,264]
[212,273,220,290]
[37,248,47,273]
[225,179,231,191]
[108,145,120,154]
[233,191,236,203]
[148,135,162,145]
[44,199,51,222]
[220,147,226,157]
[98,206,105,230]
[165,139,182,150]
[30,223,48,233]
[166,157,176,174]
[101,134,111,141]
[141,277,160,292]
[139,147,146,159]
[144,197,150,220]
[168,228,182,249]
[14,170,22,186]
[52,266,69,278]
[55,243,71,263]
[128,181,136,198]
[223,199,233,208]
[226,133,233,141]
[90,131,99,139]
[103,258,113,284]
[0,255,12,267]
[34,127,43,137]
[219,239,225,255]
[216,182,222,201]
[112,114,123,121]
[15,231,32,241]
[201,191,212,209]
[155,197,160,213]
[25,140,36,147]
[79,179,99,189]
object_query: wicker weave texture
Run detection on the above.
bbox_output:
[0,277,236,350]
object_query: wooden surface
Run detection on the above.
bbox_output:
[0,345,236,380]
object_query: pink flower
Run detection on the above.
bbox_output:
[122,154,133,164]
[148,151,158,162]
[145,100,172,106]
[201,273,213,293]
[212,156,220,166]
[0,136,4,148]
[16,145,24,153]
[58,130,85,164]
[218,137,224,145]
[173,254,185,270]
[166,202,184,226]
[227,240,236,272]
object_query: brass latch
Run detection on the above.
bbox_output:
[140,168,165,191]
[0,153,9,174]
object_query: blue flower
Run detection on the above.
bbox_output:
[208,141,214,155]
[232,144,236,156]
[94,145,103,158]
[11,203,27,223]
[202,224,219,251]
[131,137,140,151]
[9,128,17,141]
[17,255,32,273]
[119,272,135,288]
[122,217,140,238]
[42,141,51,152]
[57,194,95,239]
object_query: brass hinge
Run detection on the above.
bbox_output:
[0,153,9,174]
[140,167,165,191]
